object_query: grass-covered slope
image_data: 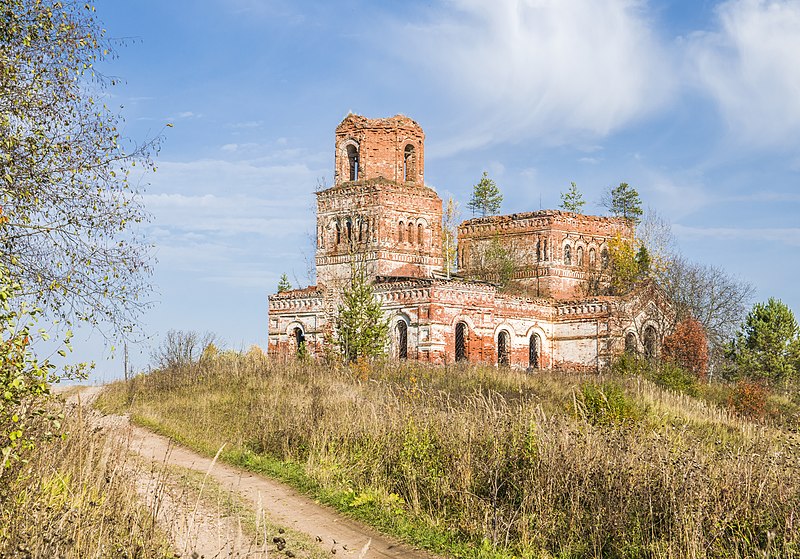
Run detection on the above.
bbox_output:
[97,352,800,559]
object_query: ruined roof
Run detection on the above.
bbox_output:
[336,113,422,132]
[460,209,630,228]
[268,285,319,300]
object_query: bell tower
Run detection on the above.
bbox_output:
[315,114,443,288]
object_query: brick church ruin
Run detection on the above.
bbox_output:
[268,114,669,370]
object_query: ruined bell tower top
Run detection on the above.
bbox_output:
[334,114,425,186]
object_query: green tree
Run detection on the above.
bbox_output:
[277,273,292,293]
[467,172,503,217]
[635,245,651,278]
[334,261,389,363]
[604,182,643,224]
[559,181,586,213]
[442,197,460,278]
[727,298,799,386]
[1,0,156,336]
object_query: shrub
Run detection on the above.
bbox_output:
[577,381,643,427]
[728,379,769,419]
[662,318,709,380]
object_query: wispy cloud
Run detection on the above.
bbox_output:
[674,224,800,246]
[392,0,675,153]
[686,0,800,147]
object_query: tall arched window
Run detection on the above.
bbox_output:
[535,240,541,261]
[543,239,548,261]
[497,330,510,366]
[399,221,405,243]
[625,332,637,354]
[643,326,658,361]
[601,248,609,269]
[407,222,414,244]
[403,144,416,182]
[417,223,424,246]
[589,247,596,267]
[346,144,359,181]
[577,246,584,266]
[455,322,468,362]
[335,222,341,245]
[529,334,541,369]
[564,244,572,265]
[346,219,353,242]
[396,321,408,359]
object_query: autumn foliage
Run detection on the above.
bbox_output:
[662,318,709,380]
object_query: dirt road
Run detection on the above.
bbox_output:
[70,386,440,559]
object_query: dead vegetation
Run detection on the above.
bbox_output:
[97,352,800,558]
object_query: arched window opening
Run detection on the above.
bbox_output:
[335,222,341,245]
[455,322,468,362]
[543,239,548,261]
[364,221,369,243]
[407,222,414,244]
[399,221,405,243]
[535,240,541,261]
[346,220,353,242]
[529,334,541,369]
[346,144,359,181]
[589,247,596,267]
[403,144,416,182]
[564,244,572,266]
[643,326,658,361]
[497,330,510,367]
[577,246,584,266]
[418,223,424,246]
[625,332,637,355]
[601,248,609,269]
[292,326,306,357]
[396,321,408,360]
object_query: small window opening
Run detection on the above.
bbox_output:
[407,222,414,244]
[346,220,352,242]
[399,221,404,243]
[346,144,359,181]
[577,246,584,266]
[564,244,572,266]
[335,222,341,245]
[589,247,596,267]
[455,322,468,362]
[417,223,424,246]
[601,248,609,269]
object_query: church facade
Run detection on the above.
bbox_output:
[267,114,668,370]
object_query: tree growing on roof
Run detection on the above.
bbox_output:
[467,172,503,217]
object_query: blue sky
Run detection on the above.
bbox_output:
[79,0,800,380]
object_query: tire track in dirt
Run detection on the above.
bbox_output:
[71,386,441,559]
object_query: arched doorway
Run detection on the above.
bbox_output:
[292,326,306,357]
[529,334,541,369]
[497,330,510,366]
[396,321,408,360]
[455,322,468,362]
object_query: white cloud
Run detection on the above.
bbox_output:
[395,0,675,152]
[687,0,800,147]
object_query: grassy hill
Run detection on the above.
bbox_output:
[97,351,800,558]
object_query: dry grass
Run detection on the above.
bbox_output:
[0,399,173,559]
[98,353,800,558]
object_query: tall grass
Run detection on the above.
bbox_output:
[0,399,173,558]
[98,351,800,558]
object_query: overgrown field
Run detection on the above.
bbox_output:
[98,352,800,558]
[0,396,173,558]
